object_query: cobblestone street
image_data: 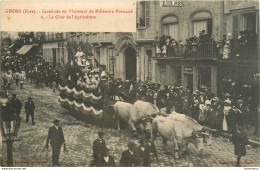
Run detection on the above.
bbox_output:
[2,83,260,167]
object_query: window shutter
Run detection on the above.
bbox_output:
[233,15,239,39]
[145,2,150,26]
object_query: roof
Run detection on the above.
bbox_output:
[16,45,33,55]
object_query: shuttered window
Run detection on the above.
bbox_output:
[138,1,150,27]
[159,64,166,85]
[145,2,150,26]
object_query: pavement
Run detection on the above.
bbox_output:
[1,82,260,167]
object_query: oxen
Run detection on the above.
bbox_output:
[113,101,145,134]
[114,101,160,137]
[133,100,160,117]
[144,112,213,159]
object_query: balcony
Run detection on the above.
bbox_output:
[155,43,218,59]
[154,37,258,61]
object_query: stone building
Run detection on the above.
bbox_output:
[42,0,259,98]
[42,32,68,65]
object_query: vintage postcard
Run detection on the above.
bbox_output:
[0,0,259,168]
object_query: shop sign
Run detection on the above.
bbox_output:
[160,0,183,7]
[184,66,193,72]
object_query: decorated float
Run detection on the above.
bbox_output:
[58,48,105,118]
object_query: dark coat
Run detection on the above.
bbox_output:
[134,144,154,167]
[191,104,200,121]
[46,126,65,147]
[99,155,116,167]
[25,100,35,113]
[232,131,248,156]
[93,138,106,161]
[120,150,136,167]
[9,98,22,115]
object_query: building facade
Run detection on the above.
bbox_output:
[42,32,68,65]
[42,0,259,98]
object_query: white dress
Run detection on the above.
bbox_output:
[223,40,231,59]
[222,106,231,131]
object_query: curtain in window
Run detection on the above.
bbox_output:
[163,24,179,40]
[193,20,207,36]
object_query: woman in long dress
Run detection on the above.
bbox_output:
[223,33,232,59]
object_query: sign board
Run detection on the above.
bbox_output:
[160,0,183,7]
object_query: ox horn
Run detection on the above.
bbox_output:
[142,117,153,122]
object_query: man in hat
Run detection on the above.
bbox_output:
[92,131,107,166]
[46,119,66,166]
[133,138,155,167]
[232,126,250,167]
[120,142,136,167]
[19,71,25,89]
[24,96,35,125]
[9,94,22,116]
[234,98,247,128]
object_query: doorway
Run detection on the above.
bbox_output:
[184,73,193,92]
[124,47,137,81]
[52,48,57,66]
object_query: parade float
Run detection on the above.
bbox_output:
[58,49,105,119]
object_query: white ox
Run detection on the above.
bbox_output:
[145,112,212,159]
[113,101,160,134]
[133,100,160,117]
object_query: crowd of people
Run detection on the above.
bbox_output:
[115,80,259,137]
[91,131,157,167]
[1,54,61,91]
[221,28,257,59]
[153,28,257,59]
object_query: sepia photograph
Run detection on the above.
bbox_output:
[0,0,259,168]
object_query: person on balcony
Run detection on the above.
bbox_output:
[236,31,246,58]
[223,33,233,59]
[171,39,178,57]
[198,30,209,44]
[154,36,161,56]
[166,37,171,57]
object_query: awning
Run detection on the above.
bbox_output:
[16,45,33,55]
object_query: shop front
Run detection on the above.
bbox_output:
[155,59,217,94]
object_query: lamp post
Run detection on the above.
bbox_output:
[110,56,116,79]
[1,108,21,167]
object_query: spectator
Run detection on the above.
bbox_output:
[45,119,66,166]
[223,33,233,59]
[134,138,153,167]
[24,96,35,125]
[9,94,22,116]
[120,142,136,167]
[191,97,200,121]
[7,72,13,89]
[19,71,25,89]
[99,148,116,167]
[232,126,250,167]
[92,131,106,167]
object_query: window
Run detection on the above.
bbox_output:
[233,12,257,38]
[159,64,166,85]
[146,50,152,81]
[56,33,63,39]
[192,11,212,37]
[162,15,179,40]
[241,13,256,32]
[138,1,150,27]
